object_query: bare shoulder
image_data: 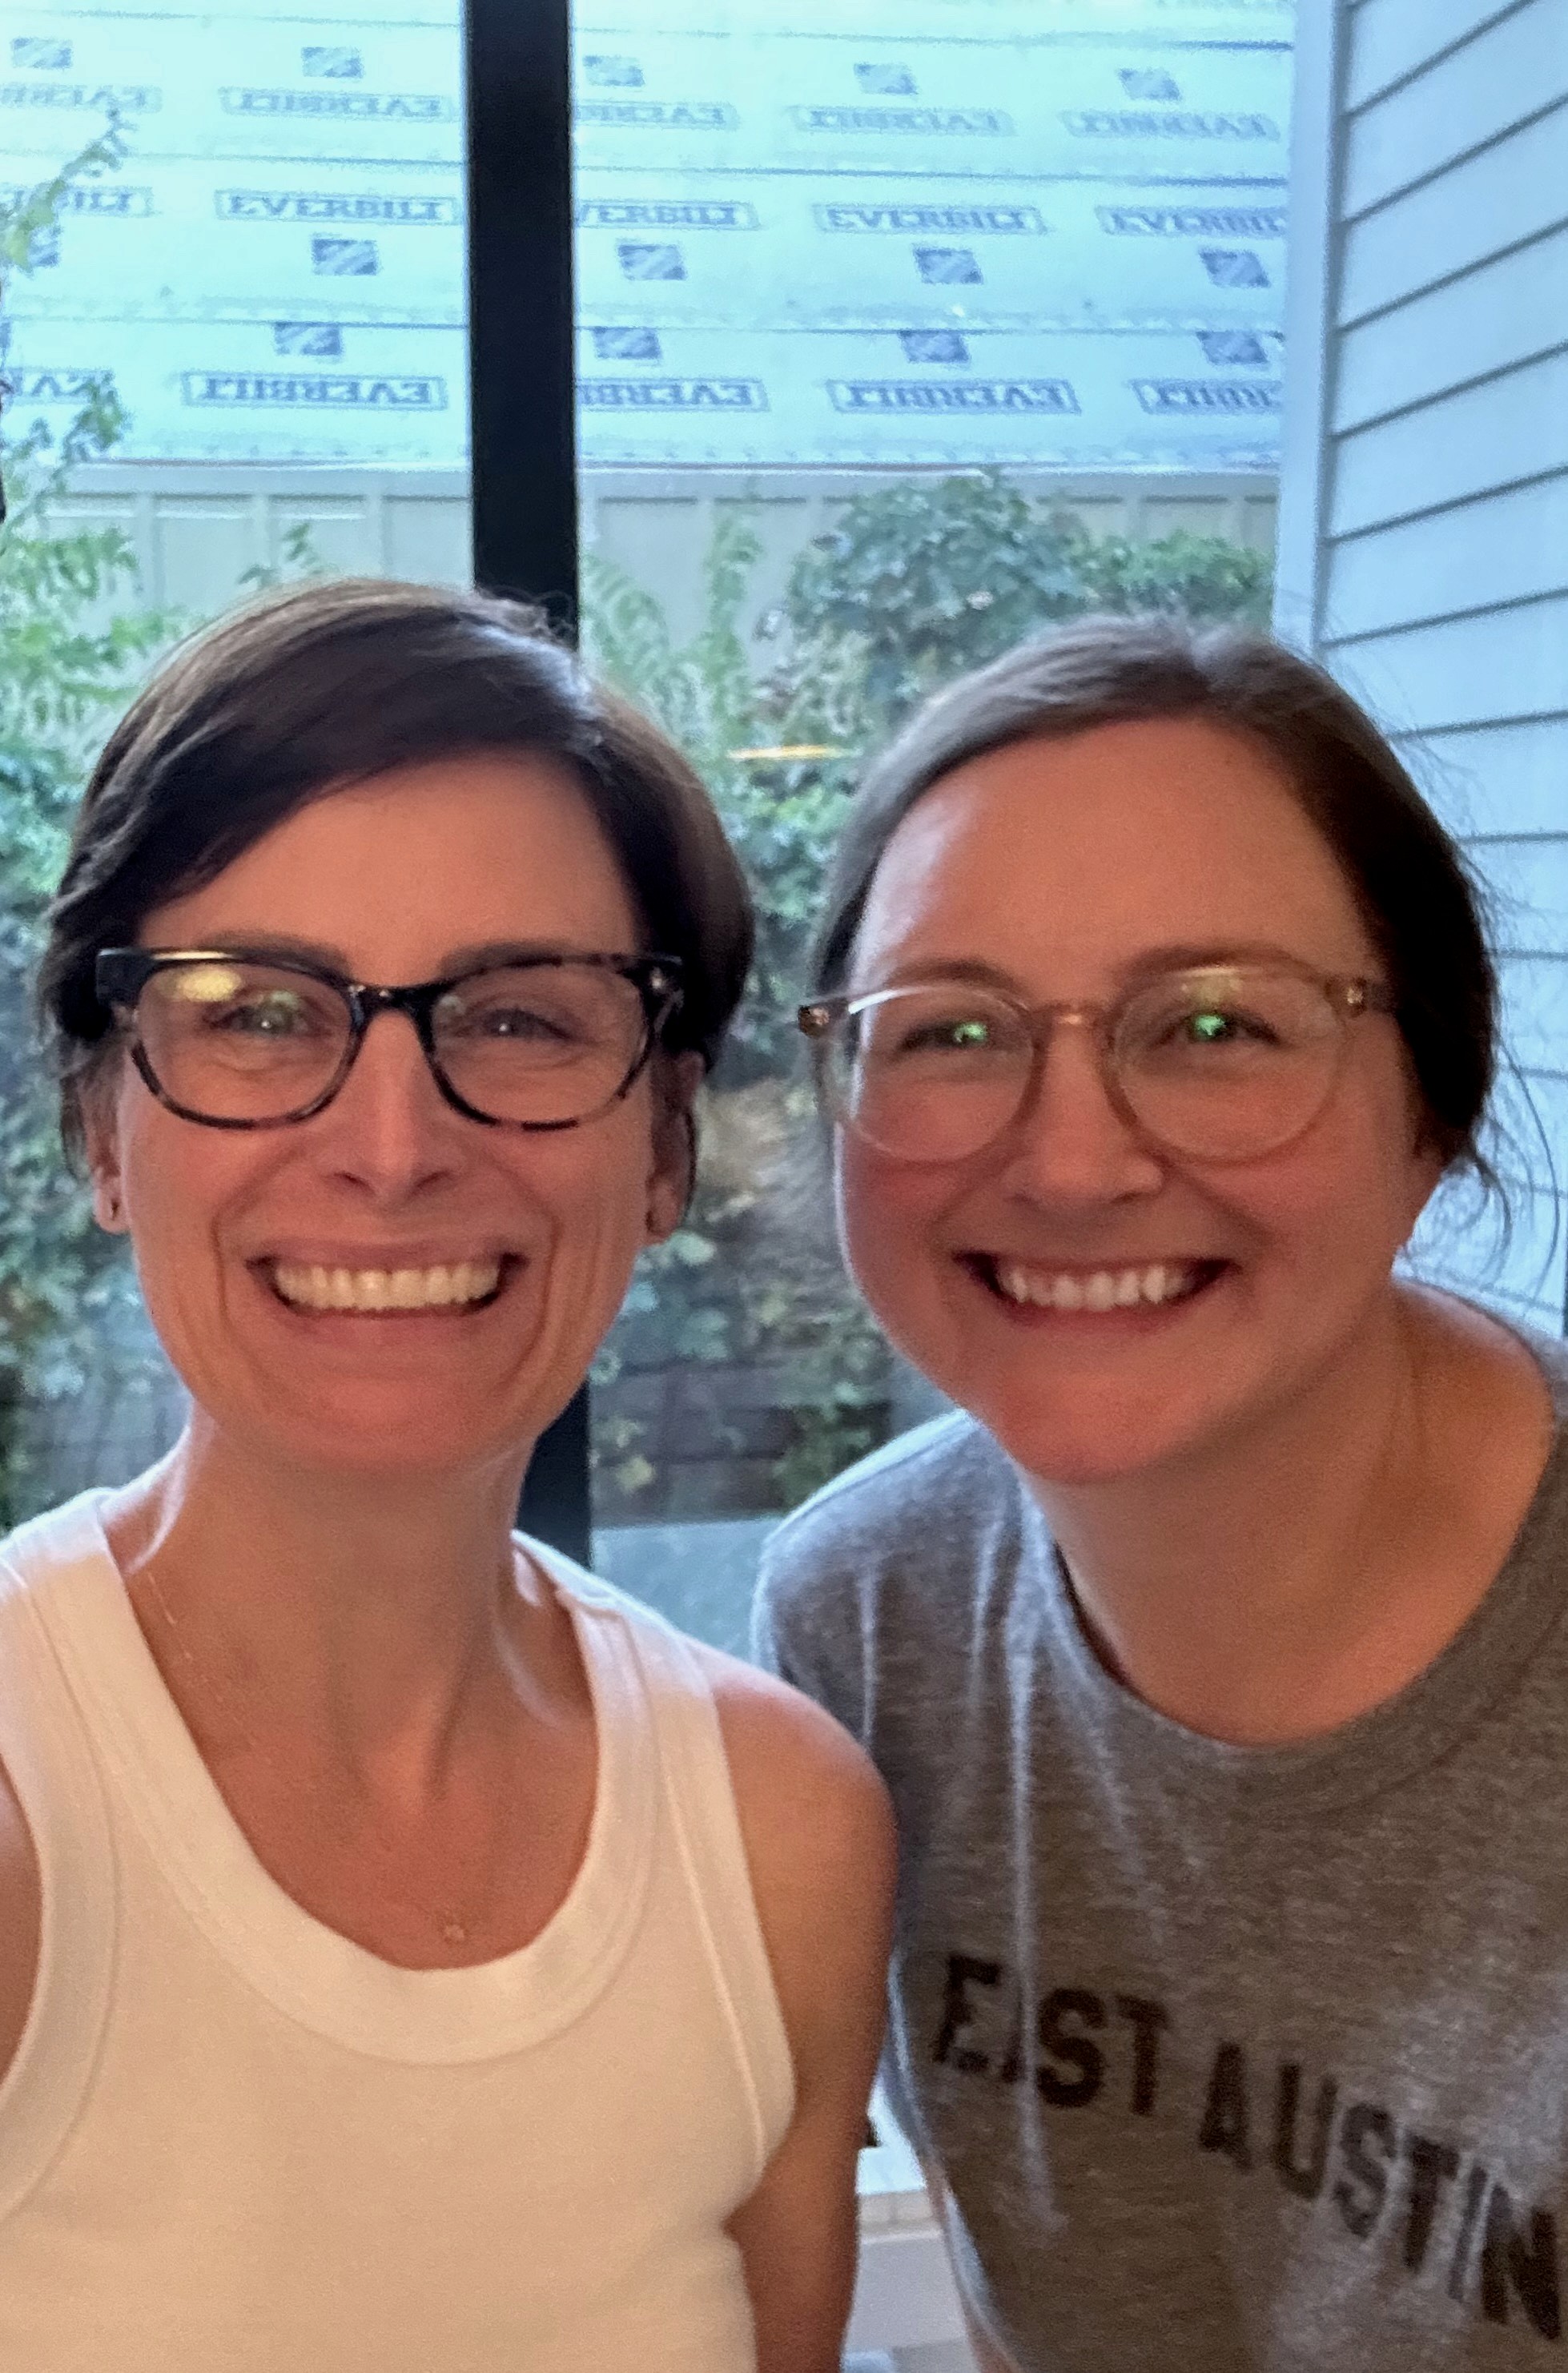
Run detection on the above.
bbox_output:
[694,1645,895,1888]
[692,1645,895,2044]
[0,1748,41,2088]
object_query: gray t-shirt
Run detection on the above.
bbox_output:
[754,1325,1568,2371]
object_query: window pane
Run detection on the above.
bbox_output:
[0,0,468,1526]
[575,0,1293,1647]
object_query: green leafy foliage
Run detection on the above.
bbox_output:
[582,517,883,1514]
[785,467,1273,742]
[0,139,183,1521]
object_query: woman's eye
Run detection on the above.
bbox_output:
[913,1016,988,1048]
[1172,1007,1276,1048]
[464,1005,574,1041]
[885,1019,985,1060]
[210,995,310,1036]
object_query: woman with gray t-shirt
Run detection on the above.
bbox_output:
[757,615,1564,2373]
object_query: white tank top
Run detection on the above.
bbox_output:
[0,1492,794,2372]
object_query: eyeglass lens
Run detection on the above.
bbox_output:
[131,959,653,1126]
[826,970,1350,1162]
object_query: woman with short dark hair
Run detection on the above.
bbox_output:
[757,615,1563,2372]
[0,577,893,2372]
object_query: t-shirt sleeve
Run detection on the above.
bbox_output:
[750,1518,870,1751]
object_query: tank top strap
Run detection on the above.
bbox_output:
[526,1540,797,2170]
[0,1506,118,2222]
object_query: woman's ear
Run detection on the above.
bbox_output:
[82,1089,129,1237]
[645,1052,705,1243]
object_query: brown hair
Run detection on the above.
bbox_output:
[39,576,754,1160]
[811,613,1498,1176]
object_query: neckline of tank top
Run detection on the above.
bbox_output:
[27,1491,663,2064]
[1015,1321,1568,1818]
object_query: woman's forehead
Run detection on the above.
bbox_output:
[143,753,639,956]
[857,716,1377,981]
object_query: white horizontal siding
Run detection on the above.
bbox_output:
[1401,718,1568,838]
[1334,223,1568,432]
[1340,106,1568,323]
[1498,952,1568,1074]
[1342,0,1567,217]
[1323,592,1568,734]
[1464,839,1568,959]
[1495,1067,1568,1180]
[1409,1181,1566,1322]
[1324,475,1568,639]
[1346,0,1526,111]
[1441,1225,1566,1315]
[1329,348,1568,537]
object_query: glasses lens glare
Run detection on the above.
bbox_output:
[1114,969,1341,1156]
[830,987,1032,1159]
[432,963,647,1124]
[138,962,350,1120]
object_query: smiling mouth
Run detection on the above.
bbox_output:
[264,1257,513,1315]
[973,1256,1228,1313]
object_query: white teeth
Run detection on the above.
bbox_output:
[991,1261,1205,1313]
[272,1259,503,1313]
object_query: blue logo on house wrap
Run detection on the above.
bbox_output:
[854,62,916,96]
[10,37,71,69]
[793,105,1011,135]
[218,191,458,226]
[1198,330,1268,367]
[915,247,983,284]
[1200,248,1270,288]
[592,327,663,360]
[617,241,685,280]
[579,377,767,411]
[579,199,755,230]
[274,324,344,356]
[183,372,446,408]
[302,47,362,78]
[312,237,378,276]
[221,88,455,120]
[1064,110,1279,139]
[829,380,1079,415]
[818,202,1043,235]
[1132,379,1281,415]
[583,56,644,88]
[1098,205,1286,238]
[577,100,738,130]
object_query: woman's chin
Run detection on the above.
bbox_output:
[235,1394,531,1491]
[965,1385,1224,1494]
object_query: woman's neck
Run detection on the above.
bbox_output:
[103,1423,553,1777]
[1031,1288,1553,1747]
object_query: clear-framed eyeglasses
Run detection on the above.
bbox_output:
[798,962,1398,1165]
[95,947,685,1132]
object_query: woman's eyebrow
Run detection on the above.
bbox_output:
[154,934,615,977]
[1121,939,1317,977]
[170,930,352,970]
[438,937,617,971]
[865,941,1315,994]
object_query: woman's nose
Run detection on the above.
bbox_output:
[316,1009,467,1193]
[994,1017,1166,1204]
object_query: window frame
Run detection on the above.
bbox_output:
[465,0,593,1563]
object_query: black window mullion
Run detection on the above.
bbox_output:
[465,0,591,1563]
